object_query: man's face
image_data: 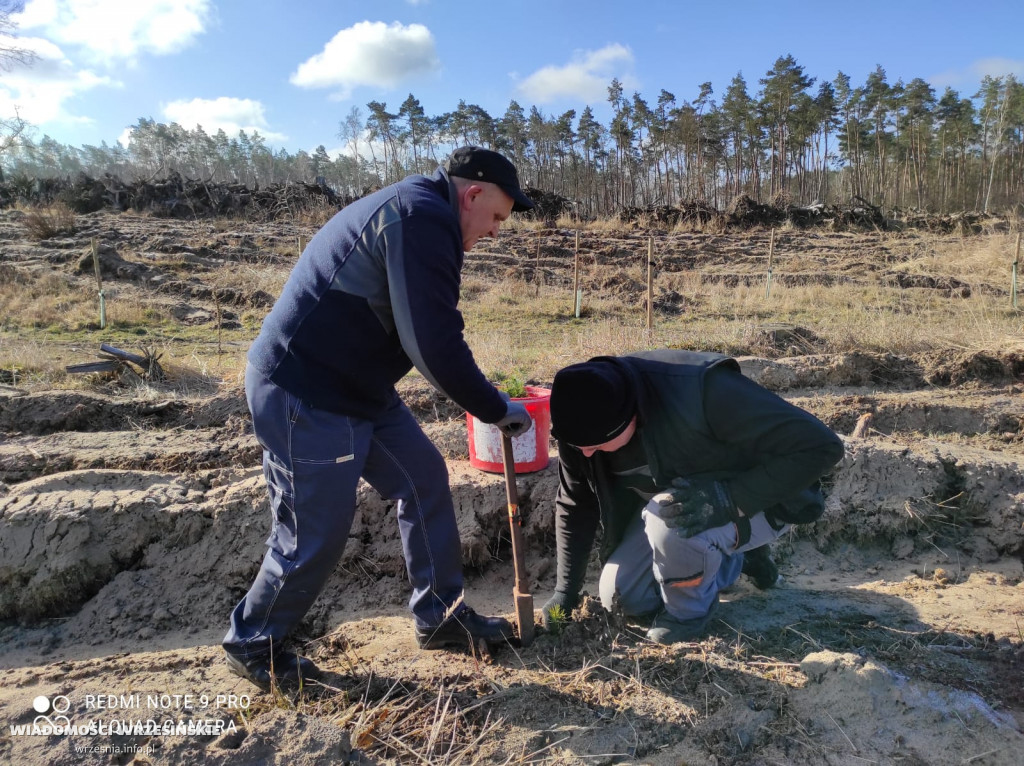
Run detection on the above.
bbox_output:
[575,417,638,457]
[458,182,513,250]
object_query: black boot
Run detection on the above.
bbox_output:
[646,598,720,645]
[415,607,514,650]
[741,546,781,590]
[224,647,321,692]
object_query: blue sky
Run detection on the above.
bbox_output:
[2,0,1023,157]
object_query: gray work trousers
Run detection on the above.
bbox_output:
[599,498,789,622]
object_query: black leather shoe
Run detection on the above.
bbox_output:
[742,545,781,590]
[415,607,514,650]
[224,647,320,692]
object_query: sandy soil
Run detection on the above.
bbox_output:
[1,211,1022,765]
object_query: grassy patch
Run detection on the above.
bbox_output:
[2,218,1021,393]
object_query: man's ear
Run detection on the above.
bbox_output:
[459,182,483,211]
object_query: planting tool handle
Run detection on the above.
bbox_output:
[501,434,534,646]
[501,433,519,522]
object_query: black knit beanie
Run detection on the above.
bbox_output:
[550,359,637,446]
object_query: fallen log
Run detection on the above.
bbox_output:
[66,345,165,381]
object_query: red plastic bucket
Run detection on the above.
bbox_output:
[467,386,551,473]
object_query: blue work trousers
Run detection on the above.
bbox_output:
[224,365,464,659]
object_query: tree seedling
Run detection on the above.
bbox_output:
[544,605,568,636]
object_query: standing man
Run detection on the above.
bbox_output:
[542,350,844,644]
[224,147,535,691]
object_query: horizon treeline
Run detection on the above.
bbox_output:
[2,56,1022,216]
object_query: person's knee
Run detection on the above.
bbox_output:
[419,448,450,485]
[394,446,450,502]
[599,563,661,617]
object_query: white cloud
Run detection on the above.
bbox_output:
[290,21,440,99]
[160,97,287,142]
[971,58,1024,80]
[517,44,636,104]
[0,33,114,125]
[12,0,212,64]
[929,58,1024,91]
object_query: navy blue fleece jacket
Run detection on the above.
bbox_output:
[247,168,507,423]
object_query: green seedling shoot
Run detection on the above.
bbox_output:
[545,604,568,635]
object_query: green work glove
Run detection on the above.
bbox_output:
[540,591,580,629]
[653,477,740,539]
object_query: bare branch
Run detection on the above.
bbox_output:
[0,2,38,72]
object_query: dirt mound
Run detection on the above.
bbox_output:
[740,349,1024,391]
[0,470,195,622]
[75,242,274,308]
[0,460,560,632]
[2,171,347,219]
[790,650,1021,763]
[0,386,248,432]
[795,389,1024,448]
[0,389,187,435]
[884,270,973,297]
[0,429,260,483]
[820,439,1024,557]
[925,348,1024,386]
[726,193,786,228]
[738,352,927,389]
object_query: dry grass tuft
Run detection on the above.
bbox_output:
[457,227,1024,381]
[585,216,634,234]
[346,681,506,764]
[0,271,95,331]
[0,337,59,388]
[891,230,1021,286]
[292,199,340,228]
[21,203,77,241]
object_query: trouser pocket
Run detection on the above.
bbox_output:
[643,504,728,621]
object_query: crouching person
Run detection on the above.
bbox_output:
[542,350,844,644]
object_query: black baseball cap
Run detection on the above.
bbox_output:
[447,146,534,212]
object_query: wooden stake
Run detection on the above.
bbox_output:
[764,229,775,300]
[646,236,654,331]
[91,238,106,330]
[572,230,580,316]
[298,235,307,255]
[1013,232,1021,310]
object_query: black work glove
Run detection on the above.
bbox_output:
[540,591,580,629]
[653,477,743,540]
[494,400,532,438]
